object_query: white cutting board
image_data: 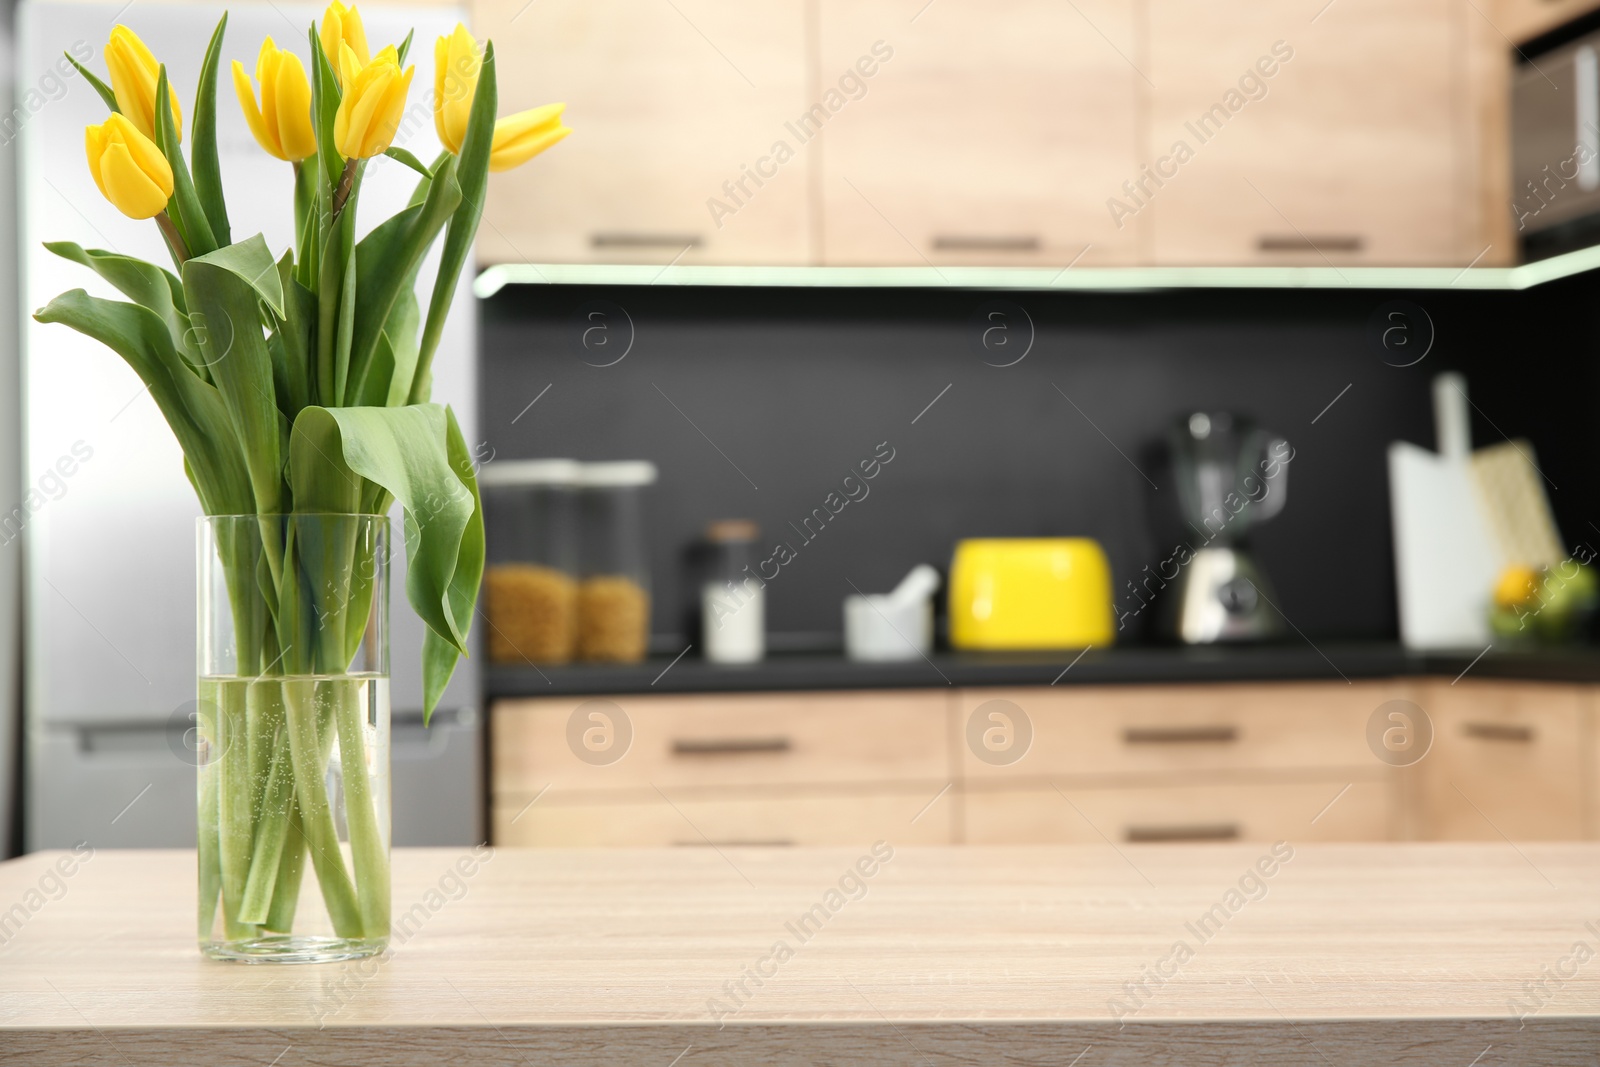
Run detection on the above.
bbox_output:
[1388,375,1500,649]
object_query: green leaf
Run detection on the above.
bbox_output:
[308,24,344,205]
[34,291,251,516]
[382,146,433,180]
[395,28,415,66]
[349,157,461,411]
[191,14,233,247]
[187,233,284,316]
[410,41,496,405]
[422,405,483,721]
[270,250,314,416]
[154,64,217,257]
[183,240,286,515]
[383,291,421,407]
[65,52,120,113]
[286,405,478,668]
[44,241,198,371]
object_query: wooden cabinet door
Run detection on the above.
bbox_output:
[816,0,1141,266]
[1144,0,1460,265]
[1415,681,1588,840]
[471,0,812,265]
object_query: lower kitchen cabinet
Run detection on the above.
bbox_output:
[494,788,954,847]
[964,778,1396,845]
[488,677,1600,846]
[1410,680,1590,840]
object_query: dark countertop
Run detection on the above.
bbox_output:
[485,641,1600,698]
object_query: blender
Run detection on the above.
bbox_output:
[1166,412,1292,643]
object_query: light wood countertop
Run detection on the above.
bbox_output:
[3,843,1599,1064]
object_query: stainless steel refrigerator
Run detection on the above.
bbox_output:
[18,1,482,851]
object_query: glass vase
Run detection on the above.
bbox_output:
[197,514,391,963]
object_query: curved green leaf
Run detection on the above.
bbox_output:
[411,42,496,404]
[422,405,483,720]
[348,157,461,405]
[183,239,285,515]
[155,64,217,257]
[44,241,198,370]
[65,52,119,113]
[33,290,250,516]
[191,14,233,247]
[287,404,477,664]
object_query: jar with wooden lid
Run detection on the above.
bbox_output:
[575,461,657,662]
[480,460,580,665]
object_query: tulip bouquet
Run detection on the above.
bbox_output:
[35,4,567,959]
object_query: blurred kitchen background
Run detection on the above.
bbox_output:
[7,0,1600,857]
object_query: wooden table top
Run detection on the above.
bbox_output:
[3,843,1599,1065]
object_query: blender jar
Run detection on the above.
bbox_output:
[576,461,658,662]
[480,459,581,664]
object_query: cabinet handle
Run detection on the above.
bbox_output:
[590,232,702,249]
[1257,234,1363,253]
[1462,722,1535,743]
[672,737,792,756]
[1126,823,1240,843]
[673,839,794,847]
[931,234,1040,252]
[1123,725,1239,745]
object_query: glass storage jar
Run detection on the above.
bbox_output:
[575,461,657,662]
[480,460,581,665]
[700,520,765,664]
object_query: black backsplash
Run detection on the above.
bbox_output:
[478,273,1600,649]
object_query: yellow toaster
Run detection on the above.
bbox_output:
[949,538,1114,650]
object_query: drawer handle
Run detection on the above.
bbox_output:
[1126,823,1240,843]
[1462,722,1535,743]
[590,232,702,249]
[931,234,1040,252]
[673,839,794,847]
[1123,726,1239,745]
[672,737,792,756]
[1257,234,1363,253]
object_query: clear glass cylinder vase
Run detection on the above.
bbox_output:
[197,514,391,963]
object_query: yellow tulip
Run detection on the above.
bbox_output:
[320,0,370,84]
[233,38,317,162]
[105,25,182,143]
[488,104,570,172]
[432,23,477,154]
[431,23,569,171]
[333,44,413,159]
[85,113,174,220]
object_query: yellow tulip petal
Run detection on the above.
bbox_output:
[84,124,111,202]
[494,102,564,141]
[274,53,317,161]
[233,60,282,160]
[100,141,170,219]
[117,125,174,195]
[490,120,570,172]
[432,33,452,151]
[106,25,181,143]
[321,1,370,80]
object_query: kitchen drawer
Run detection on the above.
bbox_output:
[494,787,954,846]
[1414,681,1588,841]
[493,690,951,795]
[965,778,1395,844]
[957,683,1408,781]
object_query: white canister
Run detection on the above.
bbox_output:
[703,578,765,663]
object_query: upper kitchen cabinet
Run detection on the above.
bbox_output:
[469,0,813,265]
[815,0,1141,266]
[1498,0,1600,43]
[1143,0,1477,266]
